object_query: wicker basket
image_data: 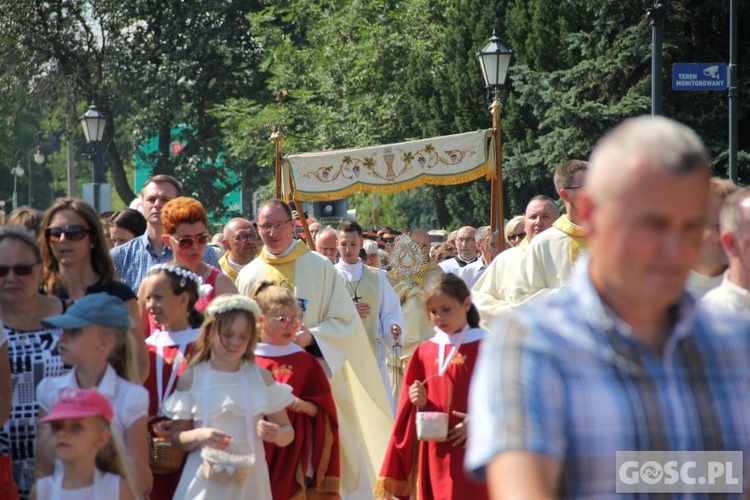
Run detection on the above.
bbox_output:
[149,434,186,475]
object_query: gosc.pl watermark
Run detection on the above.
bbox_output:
[616,451,743,493]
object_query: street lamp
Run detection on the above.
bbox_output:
[29,146,45,208]
[79,103,107,213]
[11,162,24,210]
[476,30,512,247]
[643,1,671,116]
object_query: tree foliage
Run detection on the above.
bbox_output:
[1,0,748,228]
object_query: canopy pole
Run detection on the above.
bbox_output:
[293,197,315,250]
[271,128,285,199]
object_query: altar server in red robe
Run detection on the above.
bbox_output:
[253,281,340,499]
[376,273,489,500]
[140,264,204,499]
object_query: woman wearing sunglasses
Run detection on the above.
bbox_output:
[151,197,236,325]
[39,198,148,382]
[504,215,526,248]
[0,227,69,497]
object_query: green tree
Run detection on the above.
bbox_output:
[0,1,266,217]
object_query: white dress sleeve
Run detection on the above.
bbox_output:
[163,391,196,421]
[265,382,295,414]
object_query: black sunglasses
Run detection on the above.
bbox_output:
[0,263,39,278]
[170,233,210,249]
[44,225,91,242]
[509,231,526,242]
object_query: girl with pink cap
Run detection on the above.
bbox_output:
[31,388,135,499]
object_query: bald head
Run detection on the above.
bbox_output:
[222,217,258,264]
[315,227,338,264]
[588,115,709,208]
[524,195,560,241]
[409,229,431,260]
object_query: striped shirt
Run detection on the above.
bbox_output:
[110,232,219,293]
[466,259,750,498]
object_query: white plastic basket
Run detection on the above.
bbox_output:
[414,375,452,442]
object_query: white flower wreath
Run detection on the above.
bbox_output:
[205,295,261,317]
[149,263,213,297]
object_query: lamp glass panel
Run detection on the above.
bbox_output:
[34,150,45,164]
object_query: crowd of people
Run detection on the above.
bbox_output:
[0,115,749,499]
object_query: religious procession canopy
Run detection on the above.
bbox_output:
[281,130,496,202]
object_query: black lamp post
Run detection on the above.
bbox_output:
[476,31,512,246]
[79,103,107,213]
[643,1,671,116]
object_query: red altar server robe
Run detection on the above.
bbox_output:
[255,342,340,499]
[375,327,489,500]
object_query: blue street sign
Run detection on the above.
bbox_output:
[672,63,728,91]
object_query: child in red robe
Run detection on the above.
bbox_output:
[253,280,340,499]
[376,273,489,500]
[140,264,204,499]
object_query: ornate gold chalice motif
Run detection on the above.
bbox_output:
[383,148,396,179]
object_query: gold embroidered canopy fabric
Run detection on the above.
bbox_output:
[283,130,494,202]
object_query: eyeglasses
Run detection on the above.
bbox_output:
[508,232,526,242]
[269,314,302,327]
[0,263,39,278]
[44,225,91,243]
[229,233,259,243]
[170,233,210,249]
[564,184,584,190]
[258,220,291,232]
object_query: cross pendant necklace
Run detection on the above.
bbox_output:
[345,279,362,303]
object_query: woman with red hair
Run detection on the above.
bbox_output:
[142,197,237,334]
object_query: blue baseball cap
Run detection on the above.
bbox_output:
[42,293,131,329]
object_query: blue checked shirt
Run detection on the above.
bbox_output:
[110,232,220,293]
[466,259,750,498]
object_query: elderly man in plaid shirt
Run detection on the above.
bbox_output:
[467,116,750,498]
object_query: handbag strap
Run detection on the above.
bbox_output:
[417,375,452,414]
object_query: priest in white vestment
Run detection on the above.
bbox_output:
[510,161,590,306]
[473,195,559,330]
[236,200,392,499]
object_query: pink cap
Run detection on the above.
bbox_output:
[39,388,114,425]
